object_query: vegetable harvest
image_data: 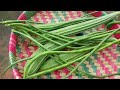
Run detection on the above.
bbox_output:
[1,11,120,79]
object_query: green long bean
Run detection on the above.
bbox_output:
[26,39,120,79]
[62,28,120,79]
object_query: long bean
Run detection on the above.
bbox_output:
[23,34,109,78]
[26,39,120,79]
[3,34,120,78]
[16,27,120,77]
[2,29,120,79]
[0,11,99,25]
[7,21,119,42]
[62,28,120,79]
[2,11,120,79]
[13,26,75,75]
[8,23,115,46]
[10,23,115,75]
[11,25,120,76]
[50,12,120,36]
[14,28,66,76]
[53,55,120,79]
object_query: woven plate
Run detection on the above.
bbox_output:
[9,11,120,79]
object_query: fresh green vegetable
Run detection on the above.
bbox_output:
[62,28,120,79]
[1,11,120,79]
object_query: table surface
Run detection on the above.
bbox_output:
[0,11,22,79]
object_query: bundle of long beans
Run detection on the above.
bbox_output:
[1,11,120,79]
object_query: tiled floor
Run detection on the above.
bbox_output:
[0,11,22,79]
